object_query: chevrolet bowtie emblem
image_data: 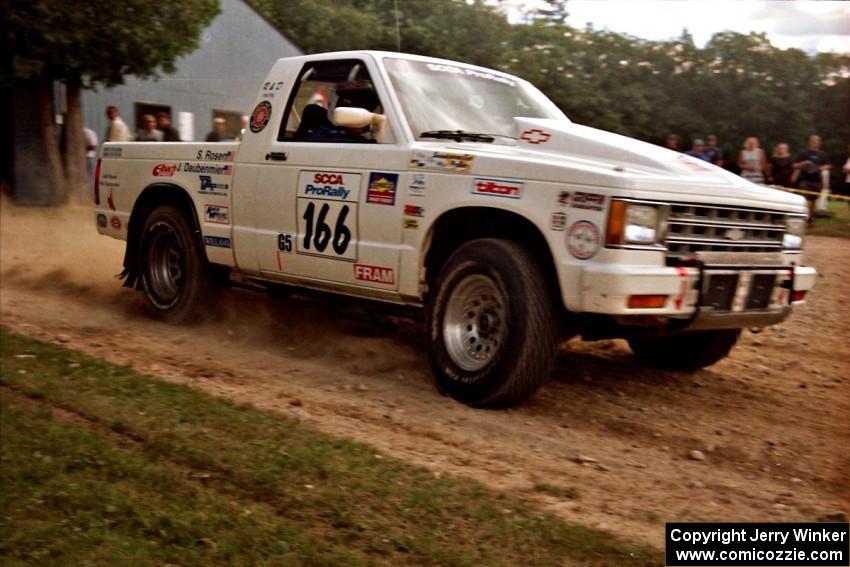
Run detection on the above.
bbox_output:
[724,227,746,241]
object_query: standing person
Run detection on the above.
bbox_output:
[136,114,164,141]
[664,133,680,152]
[793,135,830,221]
[843,143,850,200]
[104,105,132,142]
[738,137,766,184]
[767,143,794,187]
[703,135,724,167]
[83,126,98,183]
[685,138,710,161]
[157,112,181,141]
[205,117,228,142]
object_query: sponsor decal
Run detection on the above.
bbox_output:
[199,175,230,196]
[195,149,235,162]
[354,263,395,285]
[520,129,551,144]
[298,171,359,201]
[204,205,229,224]
[102,147,122,157]
[403,204,424,217]
[96,213,107,228]
[570,191,605,211]
[110,216,122,229]
[262,81,284,93]
[557,190,570,206]
[204,235,231,249]
[366,172,398,205]
[250,101,272,133]
[471,177,523,199]
[567,221,601,260]
[409,151,474,173]
[152,163,178,177]
[408,173,427,196]
[403,218,420,230]
[550,212,567,231]
[423,62,516,87]
[183,162,233,175]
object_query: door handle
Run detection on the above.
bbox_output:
[265,152,288,161]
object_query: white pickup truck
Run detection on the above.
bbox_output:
[95,51,816,407]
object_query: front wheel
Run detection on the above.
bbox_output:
[628,329,740,370]
[139,205,213,323]
[427,239,558,408]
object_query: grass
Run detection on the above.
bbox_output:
[0,327,662,566]
[808,198,850,239]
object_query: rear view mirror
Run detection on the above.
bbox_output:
[332,107,375,128]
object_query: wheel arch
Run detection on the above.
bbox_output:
[121,183,204,289]
[422,206,563,303]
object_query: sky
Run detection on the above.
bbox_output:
[500,0,850,54]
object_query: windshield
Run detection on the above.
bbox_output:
[383,58,566,143]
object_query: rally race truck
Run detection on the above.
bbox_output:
[94,51,816,407]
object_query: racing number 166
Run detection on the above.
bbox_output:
[302,202,352,255]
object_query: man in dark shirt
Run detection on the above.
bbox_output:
[703,135,724,167]
[205,118,228,142]
[157,112,181,142]
[794,134,830,221]
[685,138,710,161]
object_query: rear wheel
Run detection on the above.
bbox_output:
[139,205,212,323]
[628,329,740,370]
[427,238,558,407]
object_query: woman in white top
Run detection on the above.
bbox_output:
[738,136,767,184]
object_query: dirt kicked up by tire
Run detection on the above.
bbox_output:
[427,238,559,407]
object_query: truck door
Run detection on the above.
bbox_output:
[252,58,408,295]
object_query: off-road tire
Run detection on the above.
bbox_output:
[628,329,740,370]
[139,205,213,323]
[427,238,558,408]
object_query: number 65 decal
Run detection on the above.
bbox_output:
[296,199,358,260]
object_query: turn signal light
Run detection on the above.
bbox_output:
[606,200,626,245]
[791,290,807,302]
[627,294,668,309]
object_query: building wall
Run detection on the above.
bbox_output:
[82,0,300,143]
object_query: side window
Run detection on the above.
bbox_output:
[278,59,392,144]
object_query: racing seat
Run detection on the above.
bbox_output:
[295,104,333,139]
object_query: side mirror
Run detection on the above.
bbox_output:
[332,107,375,128]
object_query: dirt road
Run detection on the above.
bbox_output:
[1,201,847,547]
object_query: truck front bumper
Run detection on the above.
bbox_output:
[575,258,816,330]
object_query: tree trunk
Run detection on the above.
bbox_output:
[37,79,66,205]
[63,77,88,202]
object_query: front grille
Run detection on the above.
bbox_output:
[666,203,787,256]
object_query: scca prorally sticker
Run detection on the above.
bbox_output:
[550,211,567,231]
[250,101,272,133]
[567,221,600,260]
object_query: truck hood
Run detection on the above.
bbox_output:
[459,117,805,209]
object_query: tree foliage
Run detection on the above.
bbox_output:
[256,0,849,178]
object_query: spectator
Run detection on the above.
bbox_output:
[738,137,766,184]
[205,117,228,142]
[703,135,724,167]
[685,138,710,161]
[83,126,98,183]
[843,143,850,197]
[136,114,164,141]
[767,143,794,187]
[664,133,680,152]
[793,135,830,221]
[157,112,181,141]
[104,105,132,142]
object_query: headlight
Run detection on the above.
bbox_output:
[783,216,806,249]
[606,200,666,246]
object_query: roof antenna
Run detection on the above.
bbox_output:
[394,0,402,52]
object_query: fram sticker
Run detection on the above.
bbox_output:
[571,191,605,211]
[204,236,231,249]
[520,129,551,144]
[367,172,398,205]
[471,177,523,199]
[567,221,601,260]
[298,171,360,201]
[354,264,395,285]
[250,101,272,133]
[551,212,567,231]
[204,205,229,224]
[409,151,474,173]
